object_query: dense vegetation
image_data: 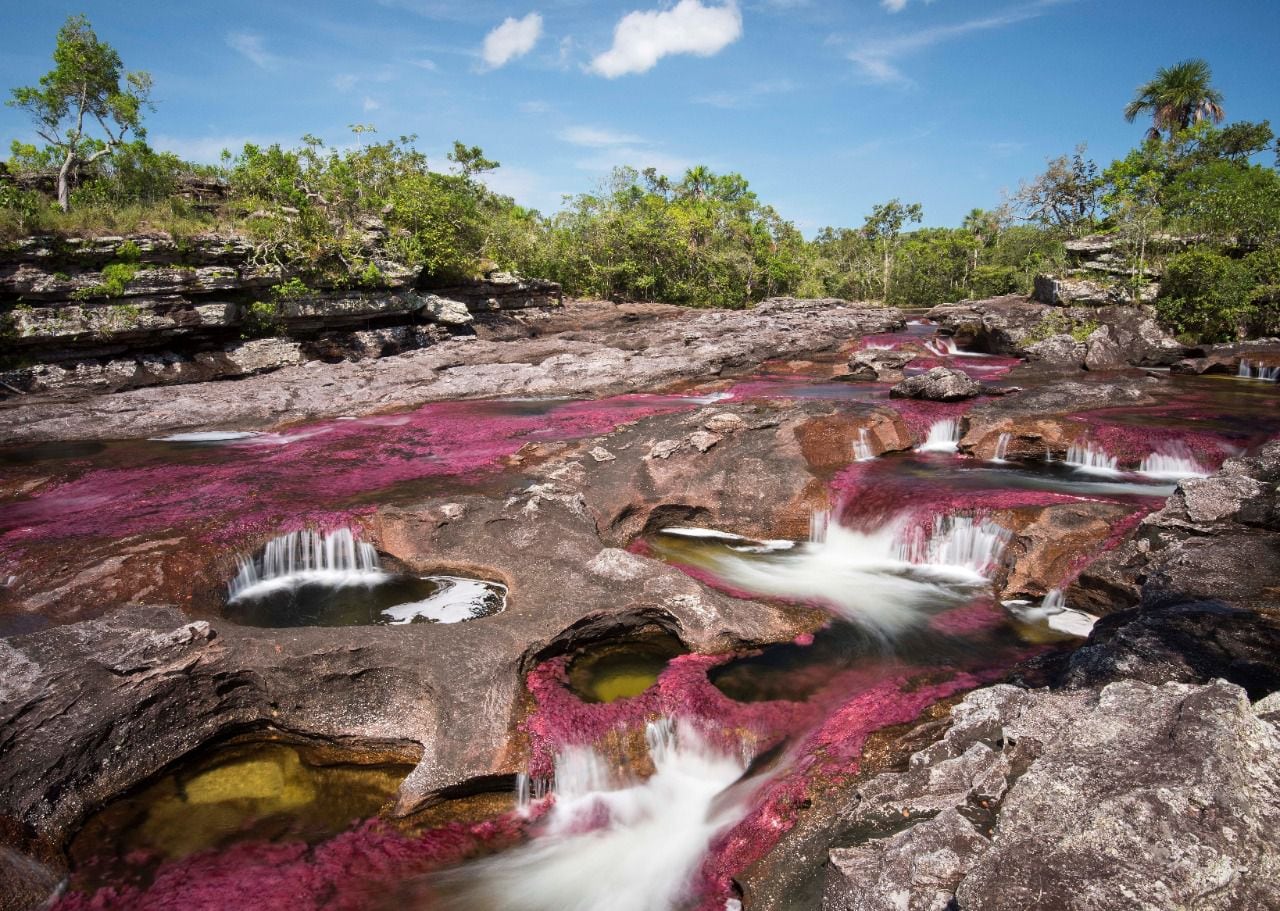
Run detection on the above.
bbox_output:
[4,18,1280,341]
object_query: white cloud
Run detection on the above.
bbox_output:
[849,0,1067,85]
[519,99,554,114]
[882,0,909,11]
[589,0,743,78]
[693,78,796,108]
[410,57,439,71]
[362,97,382,112]
[332,73,359,91]
[481,12,544,69]
[227,32,280,70]
[559,125,648,147]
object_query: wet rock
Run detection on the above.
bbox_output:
[1058,602,1280,698]
[996,501,1135,599]
[846,348,915,382]
[0,300,907,442]
[588,446,616,462]
[890,367,981,402]
[0,490,812,878]
[1172,341,1280,375]
[820,680,1280,911]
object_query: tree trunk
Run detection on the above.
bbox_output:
[57,151,75,213]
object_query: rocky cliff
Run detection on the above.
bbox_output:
[0,231,562,395]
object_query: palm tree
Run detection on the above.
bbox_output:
[1124,58,1225,141]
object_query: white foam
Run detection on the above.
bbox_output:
[151,431,261,443]
[1138,448,1210,480]
[379,576,507,624]
[1003,589,1097,638]
[852,427,875,461]
[990,432,1011,463]
[1060,441,1121,477]
[228,528,383,601]
[917,418,961,453]
[444,720,753,911]
[659,512,1009,636]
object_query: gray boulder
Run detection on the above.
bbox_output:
[418,293,474,327]
[846,348,915,382]
[822,679,1280,911]
[890,367,981,402]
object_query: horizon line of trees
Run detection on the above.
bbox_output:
[2,17,1280,342]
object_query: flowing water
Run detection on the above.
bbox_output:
[10,324,1280,911]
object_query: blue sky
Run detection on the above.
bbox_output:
[2,0,1278,233]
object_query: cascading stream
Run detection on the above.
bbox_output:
[918,418,961,453]
[434,720,753,911]
[654,511,1010,637]
[228,527,385,601]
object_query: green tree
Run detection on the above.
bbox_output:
[1014,145,1100,237]
[7,15,153,212]
[1124,58,1224,141]
[863,199,923,300]
[1157,248,1254,341]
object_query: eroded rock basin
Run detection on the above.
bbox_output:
[4,300,1280,911]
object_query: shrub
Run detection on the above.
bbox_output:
[1156,248,1255,342]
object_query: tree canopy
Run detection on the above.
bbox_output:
[7,15,152,212]
[1124,58,1225,142]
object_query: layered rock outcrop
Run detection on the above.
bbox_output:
[926,295,1185,368]
[0,232,562,395]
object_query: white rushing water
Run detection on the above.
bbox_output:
[379,576,509,624]
[917,418,961,453]
[1238,359,1280,381]
[1138,446,1210,480]
[1061,441,1121,476]
[228,528,385,601]
[852,427,875,461]
[659,512,1009,636]
[439,720,753,911]
[990,432,1012,463]
[925,336,987,358]
[150,430,262,443]
[1002,589,1097,638]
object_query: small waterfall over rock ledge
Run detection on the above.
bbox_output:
[226,528,506,626]
[918,418,961,453]
[228,528,384,602]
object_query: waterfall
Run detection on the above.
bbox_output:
[440,719,753,911]
[1239,359,1280,381]
[891,514,1012,577]
[852,427,875,461]
[1002,588,1097,638]
[917,418,961,453]
[1138,447,1209,480]
[1062,440,1120,476]
[227,527,385,601]
[991,432,1011,463]
[655,511,1010,636]
[925,337,958,356]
